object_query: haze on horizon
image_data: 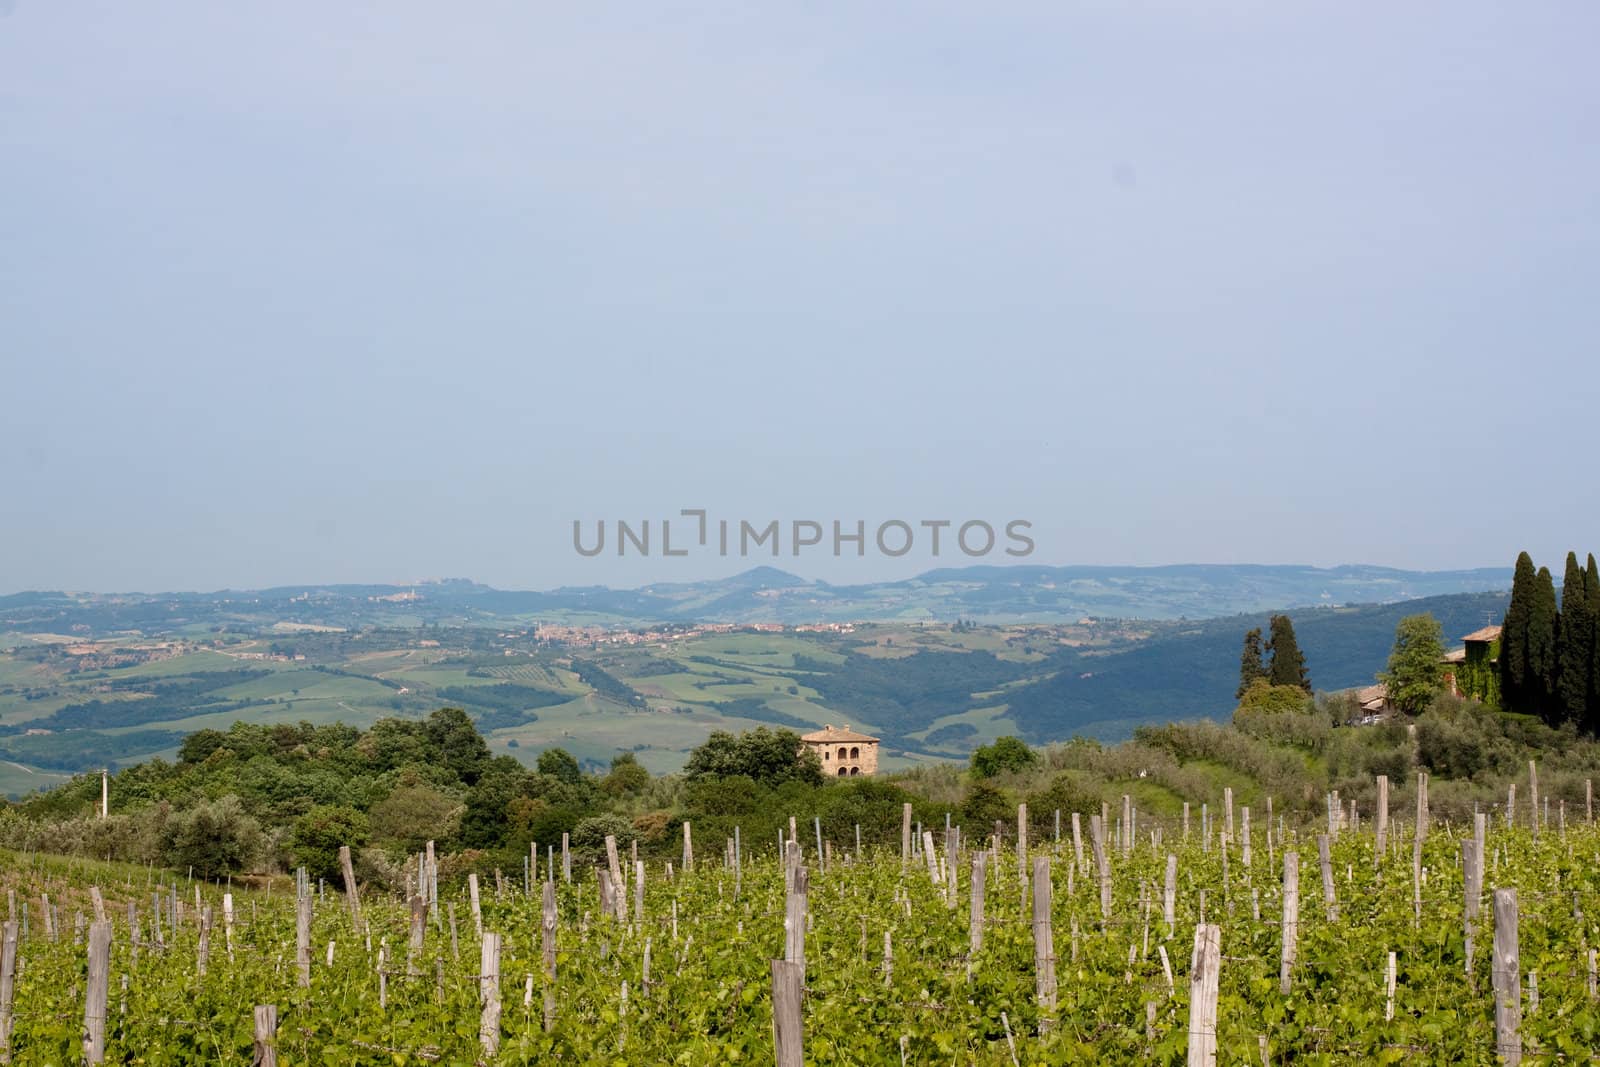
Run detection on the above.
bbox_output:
[3,3,1597,596]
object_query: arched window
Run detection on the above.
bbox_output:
[850,746,859,759]
[838,747,848,761]
[837,766,848,776]
[850,766,861,776]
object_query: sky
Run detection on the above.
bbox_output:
[2,2,1598,593]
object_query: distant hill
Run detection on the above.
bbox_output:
[0,563,1511,637]
[1001,590,1509,741]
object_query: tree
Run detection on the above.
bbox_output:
[1266,615,1311,692]
[369,781,463,853]
[1556,552,1592,727]
[1501,551,1538,714]
[291,804,370,883]
[970,736,1037,778]
[1529,566,1560,722]
[602,752,651,796]
[161,795,262,879]
[423,707,491,785]
[683,728,822,786]
[536,747,584,786]
[1236,628,1267,700]
[1380,613,1445,715]
[1588,555,1600,734]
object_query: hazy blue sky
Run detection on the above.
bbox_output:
[3,3,1597,593]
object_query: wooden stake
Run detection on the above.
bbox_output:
[84,919,111,1065]
[1032,856,1056,1032]
[541,881,557,1032]
[1187,924,1221,1067]
[338,845,361,929]
[0,920,16,1065]
[479,932,502,1058]
[295,893,312,989]
[771,959,804,1067]
[1375,775,1389,864]
[252,1005,278,1067]
[1316,835,1337,922]
[1492,888,1521,1065]
[968,852,985,977]
[1279,852,1298,995]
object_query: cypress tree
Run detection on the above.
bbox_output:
[1529,565,1560,723]
[1237,628,1267,700]
[1588,554,1600,734]
[1500,551,1537,715]
[1266,614,1311,693]
[1556,551,1592,727]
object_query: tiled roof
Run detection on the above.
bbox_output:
[1462,625,1502,643]
[800,724,880,744]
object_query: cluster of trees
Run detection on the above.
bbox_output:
[1236,614,1312,699]
[1501,551,1600,731]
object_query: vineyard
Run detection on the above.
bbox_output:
[1,773,1598,1064]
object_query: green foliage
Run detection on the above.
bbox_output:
[291,804,369,883]
[1237,627,1267,700]
[1266,614,1311,692]
[1234,679,1314,716]
[682,727,822,786]
[969,736,1037,778]
[1501,550,1538,714]
[536,747,583,785]
[1380,613,1445,715]
[1558,552,1593,727]
[369,778,462,853]
[601,752,650,796]
[160,794,262,879]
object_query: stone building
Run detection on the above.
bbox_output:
[800,724,880,777]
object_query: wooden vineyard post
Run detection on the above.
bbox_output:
[606,836,627,923]
[1493,889,1521,1065]
[682,821,694,872]
[785,868,808,979]
[562,833,571,883]
[969,853,985,977]
[253,1005,278,1067]
[469,874,483,941]
[1528,762,1539,838]
[1375,775,1389,865]
[1122,794,1134,858]
[1316,835,1337,922]
[84,919,111,1065]
[0,920,16,1065]
[480,932,502,1058]
[1464,819,1485,979]
[407,895,425,976]
[1587,778,1593,823]
[1089,814,1113,922]
[1164,855,1178,934]
[339,845,361,929]
[634,861,645,933]
[901,803,913,871]
[771,958,804,1067]
[1412,772,1429,923]
[295,892,312,989]
[1017,804,1029,902]
[541,881,557,1032]
[1280,852,1298,994]
[1240,808,1251,868]
[1072,813,1084,874]
[1032,857,1056,1033]
[1187,924,1222,1067]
